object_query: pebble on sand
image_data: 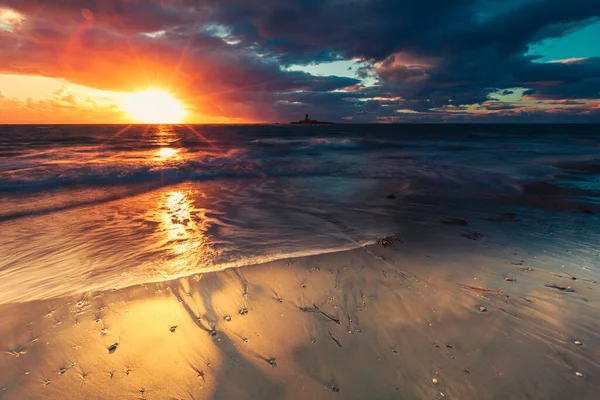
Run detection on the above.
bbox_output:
[107,343,118,354]
[479,306,487,312]
[574,340,583,346]
[505,277,516,282]
[575,372,584,377]
[169,325,177,332]
[432,378,439,384]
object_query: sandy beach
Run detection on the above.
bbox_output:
[2,219,599,400]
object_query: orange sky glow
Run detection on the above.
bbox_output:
[0,72,256,124]
[0,7,261,124]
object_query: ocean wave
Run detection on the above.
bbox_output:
[0,143,528,201]
[0,240,375,305]
[251,136,406,150]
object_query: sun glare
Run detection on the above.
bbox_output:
[120,89,187,124]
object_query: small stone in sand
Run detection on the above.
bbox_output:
[239,308,249,315]
[432,378,439,384]
[574,340,583,346]
[479,306,487,313]
[209,330,218,337]
[224,315,232,322]
[170,325,177,332]
[505,277,516,282]
[331,385,340,392]
[107,343,118,354]
[575,372,584,377]
[267,357,277,367]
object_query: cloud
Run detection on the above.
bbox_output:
[0,0,599,122]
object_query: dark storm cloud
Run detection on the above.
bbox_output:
[1,0,600,121]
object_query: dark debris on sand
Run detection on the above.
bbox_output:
[544,284,575,292]
[107,343,118,354]
[377,236,402,247]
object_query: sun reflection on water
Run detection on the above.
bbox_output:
[157,190,217,277]
[156,147,179,159]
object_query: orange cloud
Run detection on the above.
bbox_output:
[0,85,123,123]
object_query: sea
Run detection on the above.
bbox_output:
[1,124,599,303]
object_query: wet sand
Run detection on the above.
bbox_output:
[1,224,599,400]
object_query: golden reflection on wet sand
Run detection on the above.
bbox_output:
[155,190,218,279]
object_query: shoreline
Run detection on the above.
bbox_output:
[0,240,375,306]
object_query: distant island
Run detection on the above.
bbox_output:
[290,114,335,125]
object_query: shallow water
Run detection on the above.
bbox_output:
[1,124,599,303]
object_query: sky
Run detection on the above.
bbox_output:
[0,0,599,123]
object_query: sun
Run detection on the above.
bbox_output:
[120,89,187,124]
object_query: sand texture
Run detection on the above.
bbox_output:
[1,226,599,400]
